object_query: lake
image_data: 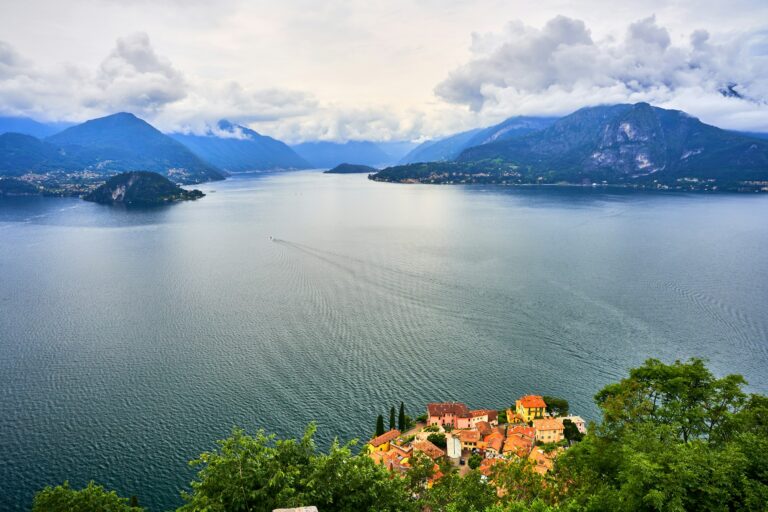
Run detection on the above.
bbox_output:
[1,171,767,511]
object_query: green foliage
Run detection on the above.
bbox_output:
[542,396,569,417]
[427,433,447,449]
[390,406,396,431]
[32,481,143,512]
[424,469,496,512]
[179,423,411,512]
[468,453,483,469]
[376,414,385,437]
[424,425,441,432]
[416,413,428,423]
[498,408,509,424]
[562,419,583,443]
[399,402,406,431]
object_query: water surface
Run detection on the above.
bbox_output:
[1,171,767,510]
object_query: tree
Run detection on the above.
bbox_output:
[423,469,496,512]
[32,481,143,512]
[398,402,406,431]
[390,406,396,431]
[179,423,412,512]
[562,419,583,444]
[542,396,569,417]
[467,453,483,470]
[427,433,447,449]
[376,414,385,437]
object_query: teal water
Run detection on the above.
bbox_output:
[1,171,768,511]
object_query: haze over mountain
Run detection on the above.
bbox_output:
[399,116,557,164]
[291,140,394,168]
[0,116,72,139]
[373,103,768,190]
[171,121,310,172]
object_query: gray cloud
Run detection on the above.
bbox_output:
[435,16,768,131]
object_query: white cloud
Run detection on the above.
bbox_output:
[435,15,768,131]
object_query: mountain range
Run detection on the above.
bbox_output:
[398,116,558,164]
[0,113,224,185]
[372,103,768,191]
[170,121,310,172]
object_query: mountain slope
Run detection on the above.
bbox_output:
[373,103,768,190]
[47,113,224,183]
[172,120,310,172]
[398,116,556,164]
[459,103,768,183]
[0,133,73,176]
[291,141,392,168]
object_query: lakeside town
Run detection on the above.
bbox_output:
[366,396,586,485]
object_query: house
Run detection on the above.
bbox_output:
[469,409,499,426]
[427,402,470,428]
[502,433,533,458]
[484,433,504,456]
[508,425,536,440]
[367,429,401,452]
[476,420,493,437]
[561,415,587,434]
[533,418,564,443]
[515,395,547,423]
[369,448,409,473]
[412,439,446,460]
[457,429,481,450]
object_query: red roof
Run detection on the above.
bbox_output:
[412,439,446,459]
[518,395,546,409]
[369,429,401,447]
[427,402,469,418]
[503,434,533,457]
[476,421,492,437]
[509,425,535,439]
[457,430,481,443]
[533,418,563,432]
[485,435,503,453]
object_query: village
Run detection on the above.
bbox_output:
[366,396,586,483]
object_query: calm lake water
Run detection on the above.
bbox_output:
[1,171,768,511]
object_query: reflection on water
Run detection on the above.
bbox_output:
[1,171,767,511]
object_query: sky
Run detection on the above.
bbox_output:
[1,0,768,142]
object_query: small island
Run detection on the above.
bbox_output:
[83,171,205,206]
[323,163,377,174]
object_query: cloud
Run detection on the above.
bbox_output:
[435,15,768,131]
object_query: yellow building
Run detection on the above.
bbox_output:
[515,395,547,423]
[367,429,401,452]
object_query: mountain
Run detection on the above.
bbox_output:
[0,116,72,138]
[83,171,204,206]
[323,163,377,174]
[0,133,73,176]
[372,103,768,191]
[171,120,310,172]
[398,116,556,164]
[398,129,482,164]
[47,113,224,184]
[291,141,392,168]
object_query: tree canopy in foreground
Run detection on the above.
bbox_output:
[33,358,768,511]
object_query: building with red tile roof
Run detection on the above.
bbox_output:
[457,429,481,450]
[515,395,547,422]
[367,429,401,452]
[412,439,446,460]
[427,402,471,428]
[503,433,534,458]
[476,420,493,437]
[533,418,564,443]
